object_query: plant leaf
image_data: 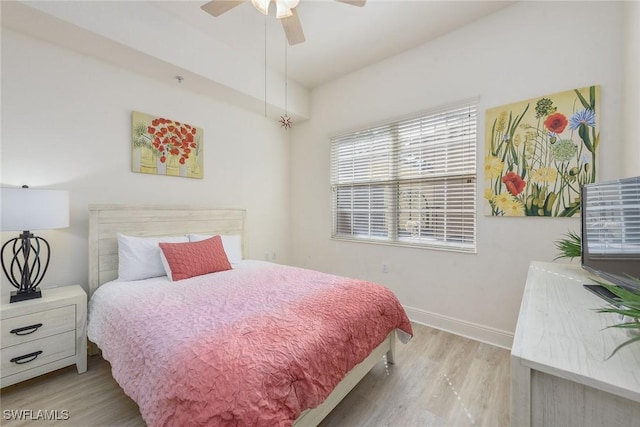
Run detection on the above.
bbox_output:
[558,203,580,217]
[589,275,640,358]
[608,322,640,329]
[605,333,640,360]
[553,230,581,260]
[575,88,591,110]
[597,280,640,304]
[579,124,593,152]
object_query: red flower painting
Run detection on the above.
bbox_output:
[502,172,526,196]
[543,112,568,134]
[147,118,197,164]
[132,111,203,179]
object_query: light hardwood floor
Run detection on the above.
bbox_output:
[1,323,510,426]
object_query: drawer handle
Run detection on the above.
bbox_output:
[10,351,43,365]
[10,323,43,336]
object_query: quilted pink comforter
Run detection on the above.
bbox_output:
[88,261,412,426]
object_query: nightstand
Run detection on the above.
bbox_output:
[1,285,87,388]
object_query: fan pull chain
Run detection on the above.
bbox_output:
[284,40,288,116]
[279,39,292,129]
[264,14,267,117]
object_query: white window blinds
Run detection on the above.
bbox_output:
[331,101,477,252]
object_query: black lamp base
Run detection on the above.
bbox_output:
[10,289,42,303]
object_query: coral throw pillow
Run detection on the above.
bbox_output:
[159,236,232,281]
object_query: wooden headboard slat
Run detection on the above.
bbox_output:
[89,205,246,296]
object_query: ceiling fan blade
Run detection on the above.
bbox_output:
[201,0,246,17]
[334,0,367,7]
[281,9,305,45]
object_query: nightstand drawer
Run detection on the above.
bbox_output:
[1,330,76,378]
[1,305,75,348]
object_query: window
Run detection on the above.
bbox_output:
[331,101,477,252]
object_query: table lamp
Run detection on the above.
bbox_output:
[1,186,69,303]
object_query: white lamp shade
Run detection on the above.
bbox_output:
[1,188,69,231]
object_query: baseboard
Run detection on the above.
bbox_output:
[404,305,514,350]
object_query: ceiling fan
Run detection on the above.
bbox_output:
[201,0,367,45]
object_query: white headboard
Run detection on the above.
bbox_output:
[88,204,246,296]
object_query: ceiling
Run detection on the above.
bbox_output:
[152,0,515,89]
[1,0,515,119]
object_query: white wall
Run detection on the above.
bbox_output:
[623,0,640,177]
[289,1,627,347]
[1,29,291,296]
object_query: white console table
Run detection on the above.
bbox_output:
[511,261,640,427]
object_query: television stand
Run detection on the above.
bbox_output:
[511,262,640,427]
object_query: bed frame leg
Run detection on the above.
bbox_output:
[386,331,396,365]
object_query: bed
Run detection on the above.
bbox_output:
[87,204,412,427]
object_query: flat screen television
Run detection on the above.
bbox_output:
[581,175,640,293]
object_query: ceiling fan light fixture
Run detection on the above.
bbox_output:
[280,0,300,8]
[275,2,293,19]
[203,0,362,45]
[251,0,271,15]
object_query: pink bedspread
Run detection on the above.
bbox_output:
[88,261,412,426]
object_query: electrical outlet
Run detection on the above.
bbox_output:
[264,252,270,261]
[271,252,277,261]
[382,263,389,273]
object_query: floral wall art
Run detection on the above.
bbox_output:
[484,85,600,217]
[131,111,203,178]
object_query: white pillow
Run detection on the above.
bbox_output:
[187,234,243,264]
[117,233,189,281]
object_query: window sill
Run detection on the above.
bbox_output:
[330,236,477,254]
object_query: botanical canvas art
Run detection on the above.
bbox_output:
[485,85,600,216]
[132,111,203,178]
